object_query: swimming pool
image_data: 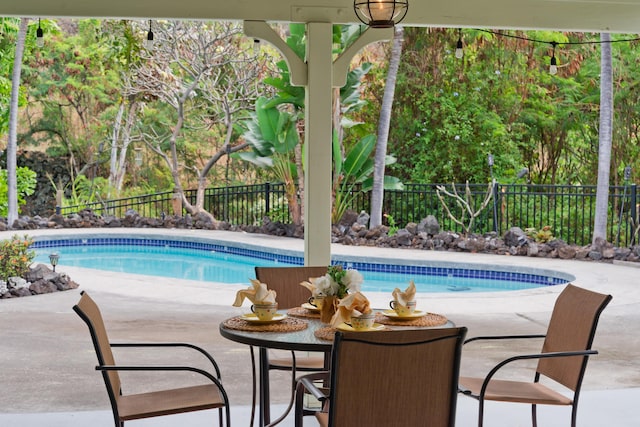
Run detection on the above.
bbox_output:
[32,236,574,293]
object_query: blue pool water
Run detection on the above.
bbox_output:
[32,238,572,293]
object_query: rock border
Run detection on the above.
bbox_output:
[1,264,79,299]
[1,208,639,265]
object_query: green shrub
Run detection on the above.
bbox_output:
[525,226,555,243]
[0,167,37,217]
[0,234,35,281]
[384,214,399,236]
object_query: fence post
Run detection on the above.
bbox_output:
[265,182,271,217]
[631,184,638,245]
[172,192,182,217]
[491,180,499,233]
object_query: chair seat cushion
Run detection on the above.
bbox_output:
[118,383,225,420]
[459,376,573,405]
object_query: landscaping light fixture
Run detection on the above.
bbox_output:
[354,0,408,28]
[36,19,44,47]
[549,41,558,75]
[144,20,154,50]
[49,253,59,272]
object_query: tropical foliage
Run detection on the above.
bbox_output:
[2,20,640,239]
[0,166,36,217]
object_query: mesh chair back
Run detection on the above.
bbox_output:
[537,284,612,391]
[255,266,327,309]
[328,327,467,427]
[73,292,122,406]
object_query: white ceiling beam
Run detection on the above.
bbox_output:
[3,0,640,33]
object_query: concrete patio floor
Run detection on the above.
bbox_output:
[0,228,638,426]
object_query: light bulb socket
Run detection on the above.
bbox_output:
[549,56,557,75]
[36,25,44,47]
[548,41,559,75]
[144,20,154,49]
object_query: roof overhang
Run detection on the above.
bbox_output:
[3,0,640,33]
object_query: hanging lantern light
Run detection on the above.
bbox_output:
[354,0,409,28]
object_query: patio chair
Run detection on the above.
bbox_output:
[253,266,328,422]
[255,266,328,310]
[294,327,468,427]
[254,266,329,373]
[73,291,230,427]
[458,283,612,427]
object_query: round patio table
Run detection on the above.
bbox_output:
[220,311,454,427]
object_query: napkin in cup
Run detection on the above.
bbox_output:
[232,279,277,306]
[391,280,416,307]
[330,291,371,327]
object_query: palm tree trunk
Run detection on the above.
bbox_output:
[370,26,403,228]
[7,18,28,226]
[593,33,613,244]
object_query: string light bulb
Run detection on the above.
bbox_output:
[36,19,44,48]
[549,41,558,75]
[455,28,464,59]
[144,20,154,50]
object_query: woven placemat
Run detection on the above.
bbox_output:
[222,316,308,332]
[374,312,448,327]
[314,326,338,341]
[287,306,321,319]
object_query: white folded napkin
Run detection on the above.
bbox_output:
[392,280,416,306]
[232,279,277,306]
[330,291,371,327]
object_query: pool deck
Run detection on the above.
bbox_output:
[1,228,639,426]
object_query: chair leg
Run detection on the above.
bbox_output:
[478,397,485,427]
[294,380,306,427]
[571,402,578,427]
[531,404,537,427]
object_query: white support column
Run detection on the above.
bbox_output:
[304,22,333,266]
[244,21,391,266]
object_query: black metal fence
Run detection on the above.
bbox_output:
[59,182,639,247]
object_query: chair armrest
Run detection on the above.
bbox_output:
[110,342,222,379]
[295,372,330,426]
[297,372,331,402]
[476,349,598,397]
[464,334,546,345]
[96,364,229,404]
